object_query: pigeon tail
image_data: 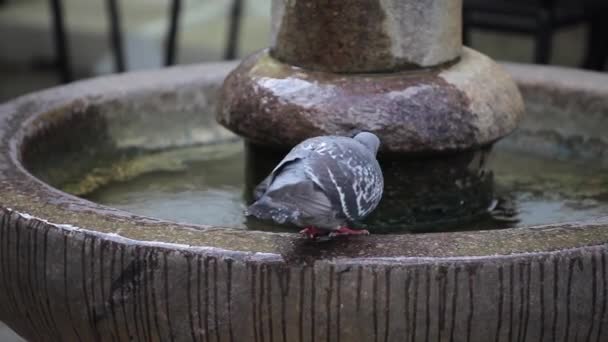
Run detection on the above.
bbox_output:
[245,197,299,225]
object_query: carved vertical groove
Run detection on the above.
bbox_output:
[1,210,608,342]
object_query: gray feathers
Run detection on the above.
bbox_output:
[246,133,384,230]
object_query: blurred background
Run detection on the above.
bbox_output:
[0,0,606,103]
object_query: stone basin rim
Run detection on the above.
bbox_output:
[4,207,608,266]
[2,61,608,262]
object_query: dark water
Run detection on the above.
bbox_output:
[79,141,608,233]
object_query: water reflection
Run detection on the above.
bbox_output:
[81,141,608,233]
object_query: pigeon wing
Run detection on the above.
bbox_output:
[301,140,383,221]
[248,163,340,228]
[268,180,337,222]
[253,136,383,222]
[253,137,330,200]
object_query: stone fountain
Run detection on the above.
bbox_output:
[1,1,608,341]
[219,0,524,228]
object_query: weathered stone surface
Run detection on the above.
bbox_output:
[227,0,518,229]
[218,48,524,153]
[271,0,462,72]
[502,63,608,168]
[1,62,608,341]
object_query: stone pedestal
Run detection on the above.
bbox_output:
[271,0,462,72]
[219,48,522,153]
[218,0,525,227]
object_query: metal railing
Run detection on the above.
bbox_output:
[12,0,605,84]
[48,0,244,83]
[463,0,607,69]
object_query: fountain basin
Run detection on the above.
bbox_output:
[1,62,608,341]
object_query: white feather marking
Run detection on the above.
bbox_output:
[326,166,352,220]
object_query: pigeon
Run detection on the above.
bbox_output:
[246,132,384,238]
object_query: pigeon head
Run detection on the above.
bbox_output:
[353,132,380,155]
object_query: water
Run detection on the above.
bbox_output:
[78,141,608,233]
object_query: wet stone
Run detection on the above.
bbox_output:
[1,52,608,342]
[218,48,524,154]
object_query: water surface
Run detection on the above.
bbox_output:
[79,141,608,233]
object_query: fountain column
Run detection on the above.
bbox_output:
[218,0,524,230]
